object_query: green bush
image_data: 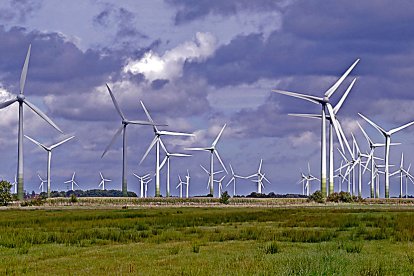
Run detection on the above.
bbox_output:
[308,190,325,203]
[70,194,78,203]
[0,180,12,206]
[219,191,230,204]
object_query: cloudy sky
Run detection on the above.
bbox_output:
[0,0,414,197]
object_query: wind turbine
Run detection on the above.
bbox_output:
[133,173,150,198]
[200,164,224,197]
[139,101,194,197]
[25,135,75,198]
[143,177,152,198]
[298,163,319,196]
[247,159,271,194]
[390,153,414,198]
[289,79,356,195]
[215,175,226,196]
[38,174,46,193]
[176,174,185,198]
[185,170,190,198]
[101,84,157,197]
[99,172,111,190]
[64,172,79,191]
[11,175,17,194]
[359,113,414,198]
[186,124,228,196]
[226,163,249,197]
[272,59,360,196]
[159,139,191,197]
[0,45,63,200]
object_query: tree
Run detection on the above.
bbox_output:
[0,180,12,206]
[219,191,230,204]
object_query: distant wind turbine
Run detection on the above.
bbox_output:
[133,173,151,198]
[64,172,79,191]
[101,84,158,197]
[0,45,63,200]
[226,163,250,196]
[200,164,223,197]
[359,113,414,198]
[25,135,75,197]
[38,174,46,193]
[186,124,228,196]
[99,172,111,190]
[139,101,193,197]
[247,159,271,194]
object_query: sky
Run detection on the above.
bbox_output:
[1,0,414,197]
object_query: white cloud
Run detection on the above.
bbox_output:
[123,32,217,81]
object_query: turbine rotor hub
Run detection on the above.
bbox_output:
[17,94,25,102]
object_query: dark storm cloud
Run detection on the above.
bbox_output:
[93,5,147,40]
[0,0,42,23]
[166,0,286,25]
[0,26,122,95]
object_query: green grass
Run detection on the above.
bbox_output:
[1,207,414,275]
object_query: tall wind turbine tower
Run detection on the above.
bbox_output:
[25,135,74,197]
[273,59,359,197]
[0,45,63,200]
[186,124,228,196]
[359,113,414,198]
[101,84,156,197]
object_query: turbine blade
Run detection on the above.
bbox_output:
[159,138,168,154]
[24,99,63,133]
[50,136,75,150]
[357,121,373,147]
[24,135,48,151]
[185,147,211,151]
[226,177,235,187]
[158,130,194,136]
[139,137,158,165]
[358,113,387,136]
[288,113,322,119]
[214,150,228,174]
[20,44,31,94]
[169,153,191,157]
[389,120,414,135]
[125,120,157,126]
[0,98,17,109]
[212,124,226,147]
[273,89,325,104]
[337,120,352,155]
[326,103,345,152]
[200,164,209,174]
[324,59,360,98]
[258,159,263,172]
[159,156,168,170]
[140,100,157,132]
[333,78,357,113]
[106,84,125,120]
[101,125,123,158]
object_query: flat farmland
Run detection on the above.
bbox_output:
[1,206,414,275]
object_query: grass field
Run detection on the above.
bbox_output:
[1,206,414,275]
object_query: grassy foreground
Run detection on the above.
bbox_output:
[1,207,414,275]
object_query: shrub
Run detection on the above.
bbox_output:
[308,190,325,203]
[219,191,230,204]
[70,194,78,203]
[264,241,280,254]
[0,180,12,206]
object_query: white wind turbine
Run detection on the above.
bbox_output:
[64,172,79,191]
[143,177,152,198]
[25,135,75,198]
[133,173,151,198]
[333,161,348,192]
[38,174,46,193]
[215,175,226,196]
[139,101,194,197]
[159,140,191,197]
[359,113,414,198]
[185,170,190,198]
[289,79,356,195]
[357,122,389,198]
[0,45,63,200]
[273,59,359,196]
[101,84,157,197]
[226,163,250,197]
[390,153,414,198]
[99,172,111,190]
[186,124,228,196]
[247,159,271,194]
[176,175,185,198]
[200,164,224,197]
[298,163,319,196]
